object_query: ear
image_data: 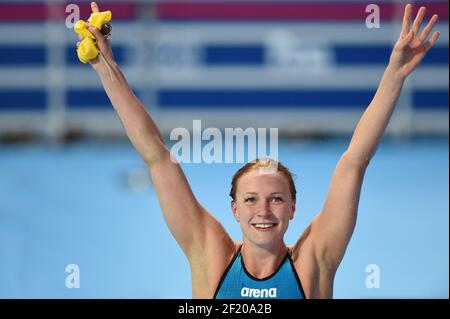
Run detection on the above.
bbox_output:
[231,200,239,222]
[289,201,296,220]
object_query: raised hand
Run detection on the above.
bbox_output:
[76,2,115,73]
[389,4,440,80]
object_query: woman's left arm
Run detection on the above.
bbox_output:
[345,4,439,163]
[302,4,440,273]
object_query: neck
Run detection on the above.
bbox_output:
[240,240,288,279]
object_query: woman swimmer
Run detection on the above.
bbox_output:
[79,2,440,298]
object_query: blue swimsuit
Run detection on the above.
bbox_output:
[214,246,306,299]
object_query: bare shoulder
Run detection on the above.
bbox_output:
[233,240,243,251]
[216,240,241,268]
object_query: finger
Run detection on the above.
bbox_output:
[424,31,440,51]
[398,30,414,49]
[91,2,99,13]
[412,6,426,35]
[401,4,413,36]
[87,25,111,54]
[76,41,80,49]
[420,14,439,42]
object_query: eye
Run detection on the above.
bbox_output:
[272,196,284,203]
[244,197,256,203]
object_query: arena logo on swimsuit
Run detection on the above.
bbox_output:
[241,287,277,298]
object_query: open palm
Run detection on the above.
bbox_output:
[390,4,440,79]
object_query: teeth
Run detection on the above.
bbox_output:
[254,224,274,229]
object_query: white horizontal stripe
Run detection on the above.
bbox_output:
[0,66,448,89]
[0,112,48,134]
[0,109,447,135]
[156,109,449,135]
[0,66,146,88]
[150,22,450,45]
[0,21,139,45]
[1,22,448,45]
[0,67,47,88]
[151,67,450,89]
[413,111,450,134]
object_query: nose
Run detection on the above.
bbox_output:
[256,200,272,217]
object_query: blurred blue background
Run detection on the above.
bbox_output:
[0,0,448,298]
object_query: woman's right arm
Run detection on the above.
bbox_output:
[82,10,234,263]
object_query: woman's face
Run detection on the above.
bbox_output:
[232,169,296,249]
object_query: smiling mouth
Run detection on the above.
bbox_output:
[252,223,277,230]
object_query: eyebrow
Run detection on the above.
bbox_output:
[244,192,284,195]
